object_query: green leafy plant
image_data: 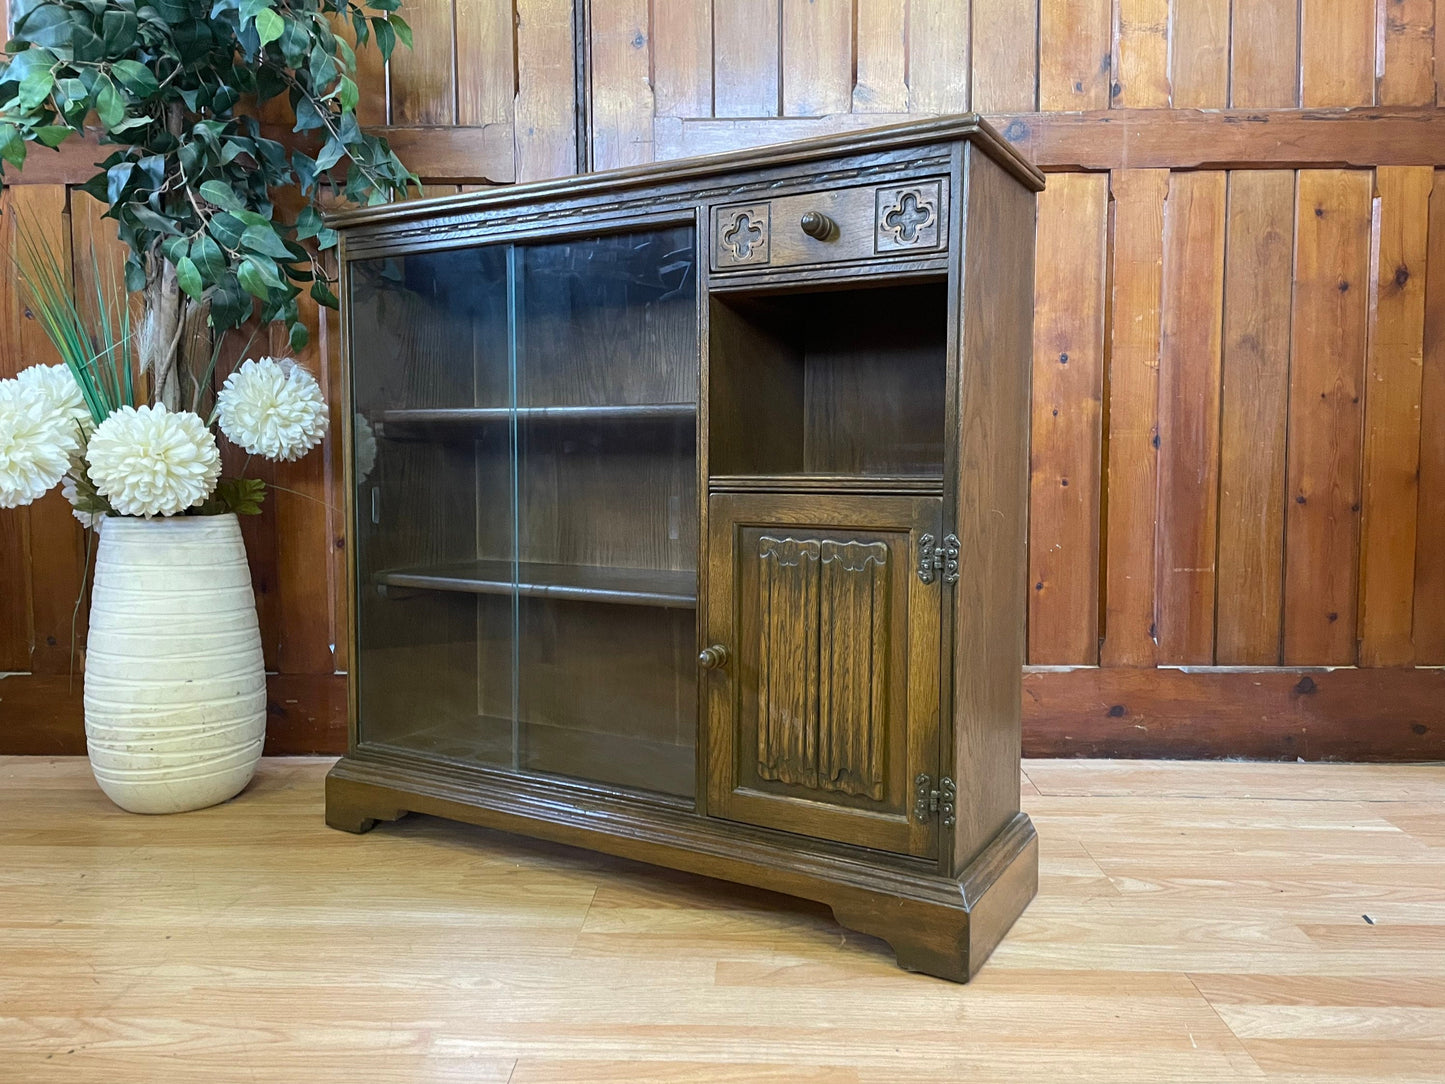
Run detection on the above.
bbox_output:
[0,0,417,405]
[14,215,138,427]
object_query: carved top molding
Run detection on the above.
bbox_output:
[330,113,1040,233]
[758,536,888,572]
[341,155,953,259]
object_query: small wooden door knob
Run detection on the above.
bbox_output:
[799,211,837,240]
[698,644,730,670]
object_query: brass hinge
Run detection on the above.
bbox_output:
[913,774,956,827]
[916,532,960,585]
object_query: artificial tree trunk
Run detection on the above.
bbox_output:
[138,258,210,411]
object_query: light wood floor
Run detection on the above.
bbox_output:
[1,758,1442,1083]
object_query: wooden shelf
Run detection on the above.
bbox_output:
[382,403,696,437]
[376,559,697,608]
[709,473,944,494]
[364,713,696,798]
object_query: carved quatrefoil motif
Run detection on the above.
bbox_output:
[875,182,944,253]
[881,190,935,244]
[722,212,765,260]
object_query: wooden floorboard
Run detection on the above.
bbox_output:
[1,757,1442,1083]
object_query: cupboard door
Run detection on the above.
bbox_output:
[704,494,942,857]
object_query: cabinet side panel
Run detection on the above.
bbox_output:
[950,147,1035,870]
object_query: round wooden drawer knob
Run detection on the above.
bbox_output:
[799,211,837,240]
[698,644,730,670]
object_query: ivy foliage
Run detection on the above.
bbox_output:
[0,0,418,349]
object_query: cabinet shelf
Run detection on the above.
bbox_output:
[367,714,695,797]
[710,473,944,494]
[381,403,696,438]
[376,559,697,609]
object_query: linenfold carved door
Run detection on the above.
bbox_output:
[703,493,942,857]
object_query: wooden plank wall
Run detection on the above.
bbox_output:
[4,0,1444,759]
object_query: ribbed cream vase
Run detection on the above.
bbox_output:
[84,514,266,814]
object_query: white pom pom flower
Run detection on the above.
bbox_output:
[216,356,328,462]
[86,404,221,518]
[0,378,72,508]
[17,364,90,434]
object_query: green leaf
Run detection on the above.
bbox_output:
[175,255,203,300]
[0,123,28,169]
[294,205,323,240]
[191,235,226,281]
[371,16,395,61]
[240,224,292,259]
[95,80,126,129]
[207,212,246,250]
[336,75,358,111]
[33,125,72,149]
[255,8,284,47]
[238,255,284,297]
[313,136,345,172]
[110,60,160,98]
[199,180,244,212]
[288,320,308,352]
[17,66,54,111]
[201,477,267,516]
[124,255,146,292]
[389,14,412,49]
[309,277,339,309]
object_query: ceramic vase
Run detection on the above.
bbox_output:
[83,514,266,814]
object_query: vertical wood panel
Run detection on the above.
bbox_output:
[68,193,134,338]
[715,0,780,116]
[1029,175,1109,664]
[1112,0,1172,107]
[1413,170,1445,660]
[653,0,713,117]
[1283,169,1372,664]
[456,0,517,125]
[781,0,853,116]
[333,13,388,127]
[0,187,33,672]
[1217,171,1295,665]
[853,0,908,112]
[1155,172,1226,664]
[11,186,88,676]
[1101,169,1169,668]
[388,0,457,124]
[1300,0,1375,106]
[1039,0,1113,110]
[1359,166,1432,665]
[266,296,336,675]
[590,0,656,170]
[1377,0,1435,105]
[515,0,577,181]
[971,0,1039,112]
[1231,0,1300,106]
[906,0,969,113]
[1171,0,1231,106]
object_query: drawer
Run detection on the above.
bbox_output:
[710,178,948,273]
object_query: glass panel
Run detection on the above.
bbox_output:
[514,227,699,797]
[350,246,516,766]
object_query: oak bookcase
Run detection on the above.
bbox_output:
[326,116,1043,982]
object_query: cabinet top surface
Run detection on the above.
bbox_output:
[327,114,1044,233]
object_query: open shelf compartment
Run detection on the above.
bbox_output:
[708,279,948,480]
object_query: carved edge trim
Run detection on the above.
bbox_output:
[342,156,953,259]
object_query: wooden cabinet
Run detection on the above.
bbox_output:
[326,116,1043,982]
[705,493,941,858]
